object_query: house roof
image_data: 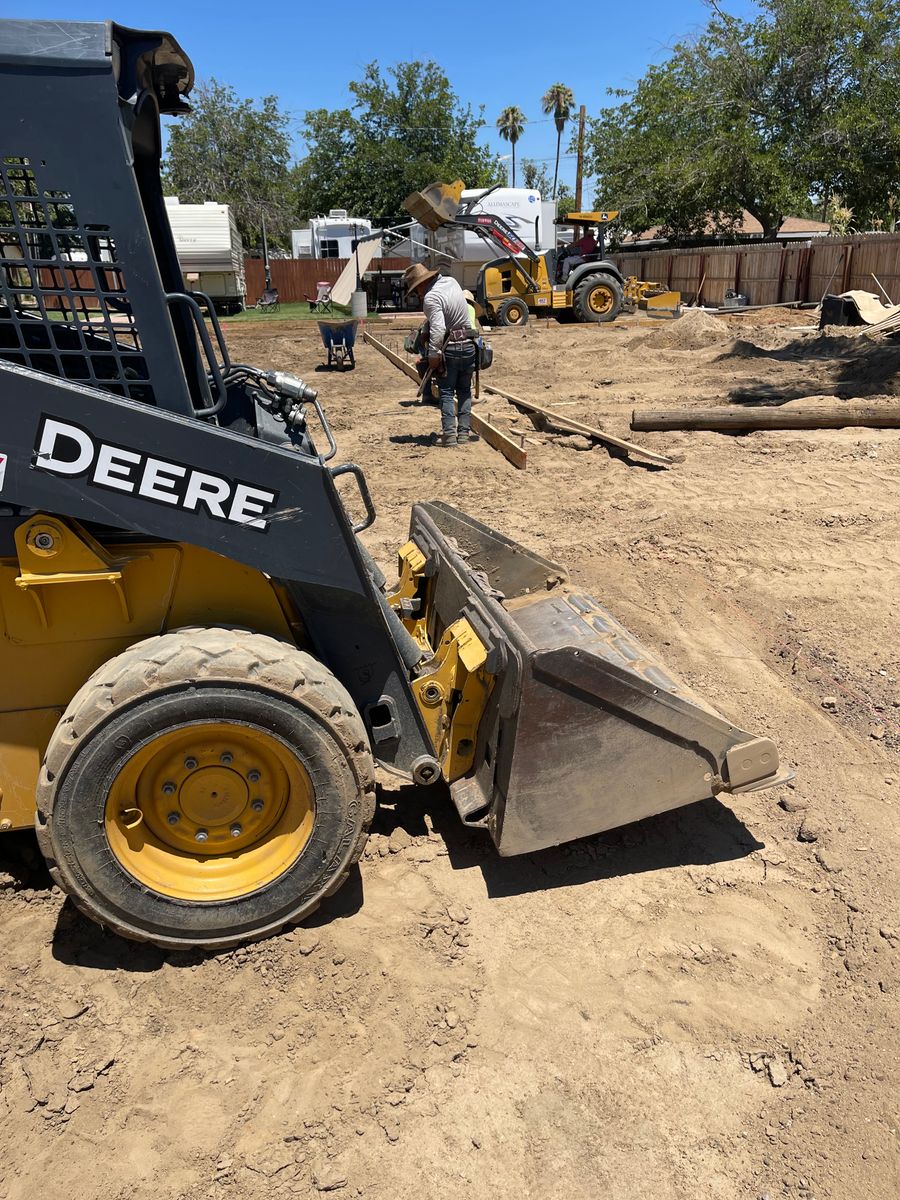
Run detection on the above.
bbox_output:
[619,210,831,244]
[778,216,831,234]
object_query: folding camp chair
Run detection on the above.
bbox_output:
[254,286,279,313]
[305,281,334,314]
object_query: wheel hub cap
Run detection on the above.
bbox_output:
[104,721,315,902]
[589,286,613,314]
[179,767,247,827]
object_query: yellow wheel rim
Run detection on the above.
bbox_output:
[587,285,614,315]
[105,722,315,901]
[506,303,525,324]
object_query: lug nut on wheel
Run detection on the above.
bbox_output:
[166,811,180,825]
[248,769,261,782]
[230,823,242,837]
[195,828,208,842]
[220,752,233,765]
[184,757,198,770]
[251,799,264,812]
[162,781,176,795]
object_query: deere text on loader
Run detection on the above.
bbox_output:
[0,20,787,949]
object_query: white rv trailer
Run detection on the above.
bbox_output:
[164,198,245,313]
[399,188,559,289]
[291,210,375,259]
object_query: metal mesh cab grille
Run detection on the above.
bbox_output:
[0,156,155,403]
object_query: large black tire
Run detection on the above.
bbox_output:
[35,629,375,950]
[573,274,623,324]
[496,296,529,327]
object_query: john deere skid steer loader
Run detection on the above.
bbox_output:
[0,20,787,949]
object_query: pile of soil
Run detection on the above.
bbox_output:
[648,308,733,349]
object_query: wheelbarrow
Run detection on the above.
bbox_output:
[317,318,359,369]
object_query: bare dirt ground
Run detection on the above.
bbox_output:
[2,309,899,1200]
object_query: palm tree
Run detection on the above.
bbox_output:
[541,83,575,200]
[496,106,526,187]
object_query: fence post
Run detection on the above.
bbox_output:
[800,245,812,302]
[841,242,854,293]
[776,245,786,304]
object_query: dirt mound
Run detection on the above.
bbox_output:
[650,308,733,350]
[852,339,900,394]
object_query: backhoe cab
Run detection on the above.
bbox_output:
[0,20,785,950]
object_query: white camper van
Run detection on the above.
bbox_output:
[291,210,374,259]
[402,188,558,289]
[164,198,245,313]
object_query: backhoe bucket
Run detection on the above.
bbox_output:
[403,180,465,231]
[407,502,788,856]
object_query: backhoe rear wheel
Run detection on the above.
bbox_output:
[35,628,375,950]
[573,274,623,323]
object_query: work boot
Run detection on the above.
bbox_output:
[437,432,458,448]
[457,430,480,444]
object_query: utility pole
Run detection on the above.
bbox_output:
[261,215,271,290]
[574,104,586,212]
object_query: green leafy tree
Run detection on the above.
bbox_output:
[556,185,577,217]
[520,159,552,194]
[541,83,575,200]
[293,62,503,221]
[496,106,526,187]
[585,0,900,239]
[162,79,293,248]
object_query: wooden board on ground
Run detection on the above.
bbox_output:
[632,405,900,432]
[484,384,673,466]
[470,411,527,469]
[363,329,420,383]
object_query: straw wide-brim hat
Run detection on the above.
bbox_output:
[403,262,439,292]
[462,287,483,316]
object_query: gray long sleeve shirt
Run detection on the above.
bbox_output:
[423,274,470,356]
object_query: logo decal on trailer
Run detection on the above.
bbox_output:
[0,452,6,492]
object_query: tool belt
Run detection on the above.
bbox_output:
[446,326,478,344]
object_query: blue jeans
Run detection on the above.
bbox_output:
[439,344,476,436]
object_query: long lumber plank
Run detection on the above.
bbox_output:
[363,329,420,383]
[484,384,673,466]
[631,405,900,432]
[470,411,527,469]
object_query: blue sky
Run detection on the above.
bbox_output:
[10,0,760,199]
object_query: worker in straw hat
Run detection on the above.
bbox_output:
[403,263,480,448]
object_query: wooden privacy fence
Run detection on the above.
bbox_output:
[243,257,410,304]
[245,234,900,308]
[610,233,900,307]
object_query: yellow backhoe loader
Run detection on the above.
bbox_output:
[403,181,680,325]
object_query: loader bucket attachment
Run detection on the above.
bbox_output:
[642,290,682,317]
[406,502,789,856]
[403,180,465,231]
